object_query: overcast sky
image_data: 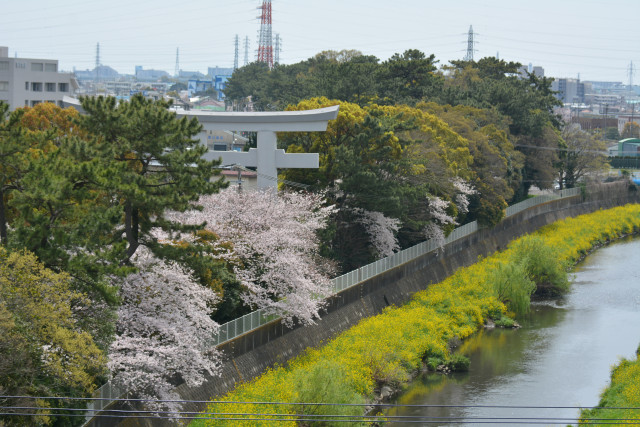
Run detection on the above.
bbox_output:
[2,0,638,82]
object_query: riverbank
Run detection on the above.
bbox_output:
[192,204,640,426]
[579,344,640,425]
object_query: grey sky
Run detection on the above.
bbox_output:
[2,0,638,82]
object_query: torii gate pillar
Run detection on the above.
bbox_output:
[176,106,340,191]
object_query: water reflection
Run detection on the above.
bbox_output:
[386,238,640,426]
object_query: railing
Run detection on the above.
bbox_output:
[83,187,583,425]
[83,382,123,424]
[505,188,580,217]
[211,187,581,346]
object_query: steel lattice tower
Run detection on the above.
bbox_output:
[274,33,281,65]
[95,43,101,82]
[257,0,273,67]
[464,25,475,61]
[244,36,250,66]
[234,35,239,70]
[174,47,180,77]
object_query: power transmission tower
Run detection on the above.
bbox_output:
[274,33,281,65]
[256,0,273,67]
[244,36,250,66]
[628,60,635,90]
[95,42,101,82]
[464,25,476,61]
[234,35,239,70]
[174,47,180,77]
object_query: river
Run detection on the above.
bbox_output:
[385,237,640,426]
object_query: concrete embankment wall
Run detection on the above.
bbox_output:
[92,181,639,427]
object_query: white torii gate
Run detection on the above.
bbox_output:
[176,106,339,191]
[62,96,339,192]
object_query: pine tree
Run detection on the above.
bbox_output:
[0,102,29,245]
[75,94,227,264]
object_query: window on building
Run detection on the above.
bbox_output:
[31,100,41,107]
[58,101,64,107]
[25,81,29,90]
[0,61,8,71]
[44,63,57,72]
[31,63,44,72]
[58,83,68,92]
[0,81,8,92]
[45,82,56,92]
[213,144,227,151]
[31,82,42,92]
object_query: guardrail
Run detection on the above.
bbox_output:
[83,187,583,425]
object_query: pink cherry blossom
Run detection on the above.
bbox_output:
[108,247,221,415]
[172,189,337,326]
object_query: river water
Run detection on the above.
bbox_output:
[385,238,640,426]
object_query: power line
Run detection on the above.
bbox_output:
[2,397,639,424]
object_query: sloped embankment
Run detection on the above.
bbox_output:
[193,204,640,426]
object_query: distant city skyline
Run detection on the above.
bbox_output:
[2,0,638,83]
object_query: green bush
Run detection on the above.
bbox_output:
[489,262,535,316]
[291,360,367,426]
[494,315,516,328]
[511,236,570,295]
[426,356,444,371]
[446,354,470,372]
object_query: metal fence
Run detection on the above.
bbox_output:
[83,381,123,424]
[83,187,583,424]
[505,188,580,217]
[211,187,581,346]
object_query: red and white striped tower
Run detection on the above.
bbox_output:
[257,0,273,68]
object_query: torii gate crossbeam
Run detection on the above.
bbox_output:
[176,106,339,190]
[62,96,339,191]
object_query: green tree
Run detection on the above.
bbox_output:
[620,121,640,139]
[74,94,227,264]
[557,124,608,189]
[377,49,443,105]
[0,102,28,245]
[0,248,106,426]
[420,102,525,226]
[442,58,562,198]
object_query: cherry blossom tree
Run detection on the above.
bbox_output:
[423,195,456,249]
[108,247,221,415]
[352,208,401,258]
[452,178,477,215]
[173,189,336,326]
[423,179,476,249]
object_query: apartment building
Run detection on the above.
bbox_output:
[0,46,78,111]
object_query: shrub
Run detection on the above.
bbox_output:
[291,361,368,426]
[426,357,445,371]
[446,354,470,372]
[494,315,517,328]
[488,262,535,316]
[510,236,570,295]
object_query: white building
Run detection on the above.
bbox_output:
[0,46,78,111]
